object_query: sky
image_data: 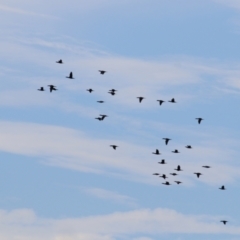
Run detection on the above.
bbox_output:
[0,0,240,239]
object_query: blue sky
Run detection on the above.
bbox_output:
[1,0,240,239]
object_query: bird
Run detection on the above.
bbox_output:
[109,89,117,92]
[160,174,167,179]
[95,117,103,121]
[186,145,192,149]
[168,98,176,103]
[158,159,166,164]
[97,101,104,103]
[172,149,180,153]
[219,185,226,190]
[163,138,171,145]
[99,70,106,75]
[196,118,203,124]
[66,72,74,79]
[110,145,118,150]
[153,173,160,176]
[100,114,108,120]
[175,181,182,184]
[137,97,145,103]
[56,59,63,64]
[152,149,160,155]
[170,173,178,176]
[194,172,202,178]
[162,181,170,185]
[202,166,211,168]
[157,100,165,105]
[38,87,44,91]
[87,89,94,93]
[108,89,117,95]
[48,85,57,92]
[108,91,116,96]
[220,220,228,225]
[175,165,182,171]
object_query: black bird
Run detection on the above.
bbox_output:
[219,185,226,190]
[152,149,160,155]
[186,145,192,149]
[87,89,94,93]
[66,72,74,79]
[175,165,182,171]
[220,220,228,225]
[110,145,118,150]
[99,70,106,75]
[160,174,167,179]
[56,59,63,64]
[157,100,165,105]
[163,138,171,145]
[109,89,117,92]
[202,166,211,168]
[153,173,160,176]
[95,117,103,121]
[38,87,44,91]
[97,101,104,103]
[48,85,57,92]
[175,181,182,184]
[168,98,176,103]
[194,172,202,178]
[158,159,166,164]
[100,114,108,120]
[108,91,116,96]
[196,118,203,124]
[162,181,170,185]
[170,173,178,176]
[137,97,145,103]
[172,149,180,153]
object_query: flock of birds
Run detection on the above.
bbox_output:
[37,59,228,225]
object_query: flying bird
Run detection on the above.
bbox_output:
[170,173,178,176]
[172,149,180,153]
[48,85,57,92]
[153,173,160,176]
[219,185,226,190]
[196,118,203,124]
[175,181,182,184]
[162,181,170,185]
[152,149,160,155]
[100,114,108,120]
[194,172,202,178]
[157,100,165,105]
[168,98,176,103]
[175,165,182,171]
[163,138,171,145]
[160,174,167,179]
[108,91,116,95]
[56,59,63,64]
[87,89,94,93]
[202,166,211,168]
[66,72,74,79]
[137,97,145,103]
[186,145,192,149]
[110,145,118,150]
[99,70,106,75]
[97,101,104,103]
[38,87,44,91]
[158,159,166,164]
[95,117,103,121]
[220,220,228,225]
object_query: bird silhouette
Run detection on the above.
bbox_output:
[108,89,117,95]
[175,181,182,184]
[108,91,116,96]
[153,173,160,176]
[157,100,165,105]
[56,59,63,64]
[172,149,180,153]
[95,117,103,121]
[99,70,106,75]
[97,101,104,103]
[38,87,44,91]
[137,97,145,103]
[168,98,176,103]
[194,172,202,178]
[202,166,211,168]
[219,185,226,190]
[87,89,94,93]
[110,145,118,150]
[163,138,171,145]
[153,149,160,155]
[220,220,228,225]
[158,159,166,164]
[162,181,170,185]
[66,72,74,79]
[196,118,203,124]
[175,165,182,171]
[100,114,108,120]
[48,85,57,92]
[160,174,167,179]
[170,173,178,176]
[186,145,192,149]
